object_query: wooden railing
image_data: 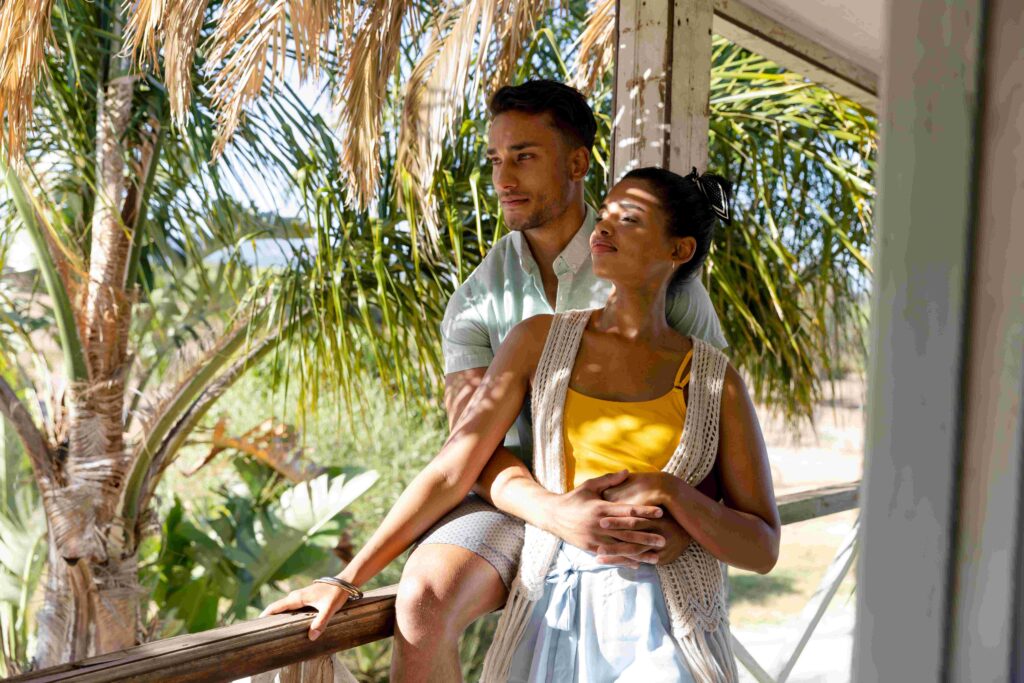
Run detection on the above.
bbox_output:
[10,481,859,683]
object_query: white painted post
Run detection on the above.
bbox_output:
[945,0,1024,679]
[612,0,713,181]
[855,0,1024,680]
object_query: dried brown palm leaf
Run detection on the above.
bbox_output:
[335,0,407,208]
[122,0,166,66]
[395,0,497,247]
[288,0,337,78]
[187,416,324,482]
[164,0,210,126]
[570,0,614,94]
[208,0,336,157]
[0,0,55,159]
[123,0,213,125]
[208,0,285,157]
[488,0,548,92]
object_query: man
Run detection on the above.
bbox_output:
[392,80,727,681]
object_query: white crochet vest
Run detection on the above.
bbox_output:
[482,309,738,683]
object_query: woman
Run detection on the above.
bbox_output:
[262,167,780,683]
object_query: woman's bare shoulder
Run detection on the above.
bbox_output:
[721,362,748,399]
[505,314,554,353]
[493,314,555,378]
[519,313,555,335]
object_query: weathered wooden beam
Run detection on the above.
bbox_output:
[711,0,878,109]
[612,0,713,181]
[668,0,713,174]
[8,587,397,683]
[776,481,859,526]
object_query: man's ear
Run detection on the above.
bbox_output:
[568,146,590,181]
[673,236,698,265]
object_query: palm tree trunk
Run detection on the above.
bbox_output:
[34,538,89,667]
[88,554,140,655]
[44,23,143,657]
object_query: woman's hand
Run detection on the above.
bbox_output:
[260,582,350,641]
[595,516,693,566]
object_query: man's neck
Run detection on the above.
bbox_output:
[521,199,587,274]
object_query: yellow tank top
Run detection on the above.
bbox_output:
[563,349,692,490]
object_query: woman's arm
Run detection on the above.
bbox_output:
[260,318,547,638]
[601,365,781,574]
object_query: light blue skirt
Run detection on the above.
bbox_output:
[507,543,697,683]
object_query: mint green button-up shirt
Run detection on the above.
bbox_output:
[441,206,727,461]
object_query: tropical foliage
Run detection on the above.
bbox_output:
[0,427,47,677]
[0,0,875,671]
[144,467,377,638]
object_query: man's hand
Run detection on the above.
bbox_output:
[595,515,692,566]
[260,582,350,641]
[545,470,667,567]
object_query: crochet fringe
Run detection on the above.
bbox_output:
[480,579,534,682]
[482,310,736,681]
[677,624,739,683]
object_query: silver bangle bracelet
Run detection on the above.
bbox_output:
[314,576,363,601]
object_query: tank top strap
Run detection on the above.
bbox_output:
[673,348,694,390]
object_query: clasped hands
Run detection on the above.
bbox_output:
[546,469,691,568]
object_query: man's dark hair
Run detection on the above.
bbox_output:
[488,79,597,151]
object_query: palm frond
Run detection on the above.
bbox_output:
[488,0,549,91]
[162,0,210,127]
[287,0,339,79]
[207,0,336,157]
[395,0,498,249]
[207,0,286,157]
[570,0,614,94]
[122,0,166,66]
[334,0,407,208]
[706,39,876,421]
[0,0,55,159]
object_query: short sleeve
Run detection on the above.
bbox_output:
[440,281,495,374]
[666,276,729,350]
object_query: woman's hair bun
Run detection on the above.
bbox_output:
[687,167,733,224]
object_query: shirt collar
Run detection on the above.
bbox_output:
[513,205,597,278]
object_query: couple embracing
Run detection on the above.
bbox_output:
[264,80,780,683]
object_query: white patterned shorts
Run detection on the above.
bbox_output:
[418,493,525,587]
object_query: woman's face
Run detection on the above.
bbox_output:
[591,178,695,291]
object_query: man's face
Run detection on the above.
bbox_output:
[486,110,580,232]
